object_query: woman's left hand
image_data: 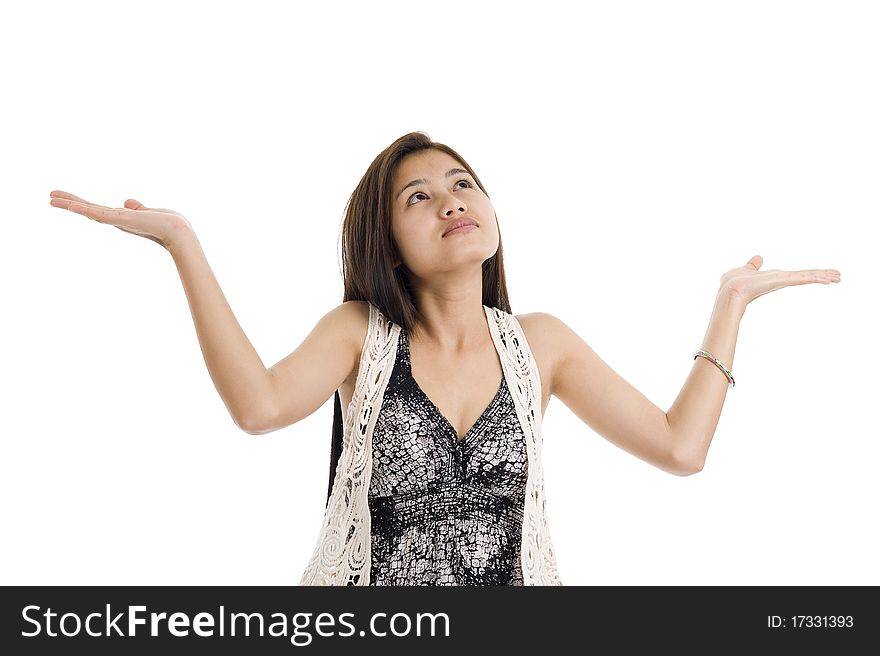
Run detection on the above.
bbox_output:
[719,255,841,309]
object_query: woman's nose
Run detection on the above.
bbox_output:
[441,195,466,216]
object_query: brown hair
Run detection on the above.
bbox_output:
[326,131,514,502]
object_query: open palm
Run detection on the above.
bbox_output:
[720,255,841,308]
[49,190,191,250]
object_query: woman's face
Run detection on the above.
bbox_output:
[390,149,499,280]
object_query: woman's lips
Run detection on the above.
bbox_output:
[443,224,478,237]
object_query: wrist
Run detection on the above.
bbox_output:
[717,285,747,320]
[166,222,199,258]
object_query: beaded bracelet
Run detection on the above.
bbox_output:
[693,349,735,388]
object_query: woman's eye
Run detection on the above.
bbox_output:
[407,180,473,206]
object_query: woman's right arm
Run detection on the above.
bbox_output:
[167,228,279,433]
[168,230,367,435]
[50,190,364,436]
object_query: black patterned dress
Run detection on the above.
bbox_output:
[367,327,529,586]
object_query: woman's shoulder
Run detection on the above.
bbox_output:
[515,311,571,351]
[512,309,560,333]
[326,301,372,391]
[514,311,567,387]
[485,306,563,346]
[338,300,372,346]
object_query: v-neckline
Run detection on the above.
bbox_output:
[403,307,506,447]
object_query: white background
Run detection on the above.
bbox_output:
[3,0,876,586]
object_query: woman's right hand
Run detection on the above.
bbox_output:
[49,190,193,251]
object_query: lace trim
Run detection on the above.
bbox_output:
[484,306,563,586]
[299,303,399,585]
[300,303,561,585]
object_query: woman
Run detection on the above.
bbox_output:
[48,131,841,586]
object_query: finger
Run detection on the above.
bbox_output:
[746,254,763,270]
[49,190,113,210]
[124,199,177,214]
[822,270,842,283]
[48,195,125,221]
[785,270,840,286]
[50,197,117,215]
[803,268,842,278]
[50,190,89,202]
[64,202,131,224]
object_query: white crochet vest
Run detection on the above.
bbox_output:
[299,303,562,585]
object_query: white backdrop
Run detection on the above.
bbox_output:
[3,0,876,586]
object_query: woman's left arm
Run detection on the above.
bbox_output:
[547,255,840,476]
[667,255,841,470]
